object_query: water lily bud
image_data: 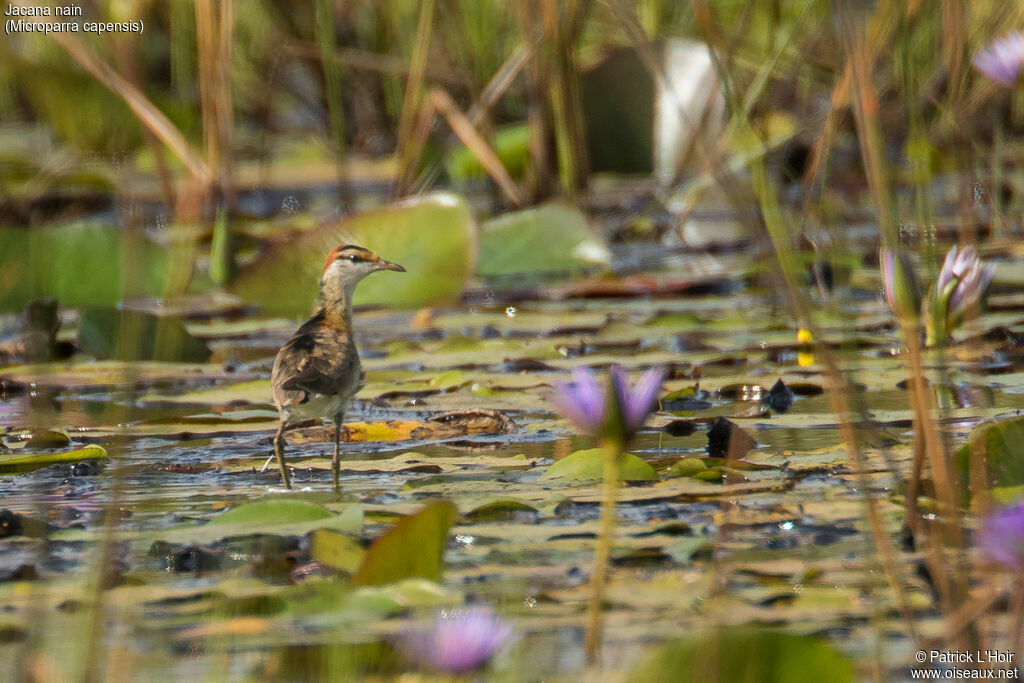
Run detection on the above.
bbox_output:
[925,245,994,346]
[879,249,921,322]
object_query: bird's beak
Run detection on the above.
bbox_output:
[375,259,406,273]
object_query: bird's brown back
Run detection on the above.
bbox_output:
[272,312,362,410]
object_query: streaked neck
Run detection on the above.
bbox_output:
[315,277,357,329]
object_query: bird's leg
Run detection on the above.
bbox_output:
[332,412,343,491]
[273,418,291,489]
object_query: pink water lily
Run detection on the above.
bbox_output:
[555,365,665,444]
[399,608,513,674]
[973,33,1024,86]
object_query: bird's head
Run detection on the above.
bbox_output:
[319,244,405,309]
[322,244,405,284]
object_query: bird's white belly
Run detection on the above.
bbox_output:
[285,393,346,421]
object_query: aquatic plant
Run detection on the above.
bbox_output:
[555,365,665,447]
[555,364,665,662]
[977,503,1024,572]
[879,249,921,322]
[879,245,993,346]
[399,607,513,674]
[973,32,1024,86]
[924,245,995,346]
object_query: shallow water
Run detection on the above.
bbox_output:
[1,244,1023,679]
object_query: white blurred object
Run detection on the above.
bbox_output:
[654,39,726,186]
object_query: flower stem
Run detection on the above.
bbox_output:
[584,440,621,665]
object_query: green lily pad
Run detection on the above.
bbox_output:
[956,416,1024,498]
[140,379,272,405]
[446,122,529,182]
[665,458,708,478]
[352,500,457,586]
[359,577,460,608]
[0,220,192,312]
[463,499,539,523]
[232,193,475,313]
[78,308,211,362]
[214,499,335,526]
[152,501,364,545]
[539,448,658,485]
[478,202,610,278]
[0,444,107,474]
[630,627,853,682]
[310,529,364,573]
[1,429,70,449]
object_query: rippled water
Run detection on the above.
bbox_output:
[1,248,1021,678]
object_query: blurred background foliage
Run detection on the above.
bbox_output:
[0,0,1023,313]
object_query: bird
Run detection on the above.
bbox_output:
[270,244,405,489]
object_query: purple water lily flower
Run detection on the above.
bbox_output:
[555,365,665,444]
[973,33,1024,86]
[400,608,513,674]
[977,503,1024,571]
[879,249,921,321]
[612,365,666,435]
[556,366,607,435]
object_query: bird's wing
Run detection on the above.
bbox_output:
[280,358,339,396]
[272,322,355,407]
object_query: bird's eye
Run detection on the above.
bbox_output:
[346,254,358,262]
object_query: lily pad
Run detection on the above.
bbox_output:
[956,417,1024,497]
[0,444,106,474]
[214,499,335,526]
[478,202,610,278]
[630,627,853,682]
[310,529,364,573]
[463,499,539,523]
[446,123,530,182]
[539,448,658,485]
[0,221,192,312]
[352,500,457,586]
[153,501,364,545]
[665,458,708,478]
[232,193,475,313]
[78,308,211,362]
